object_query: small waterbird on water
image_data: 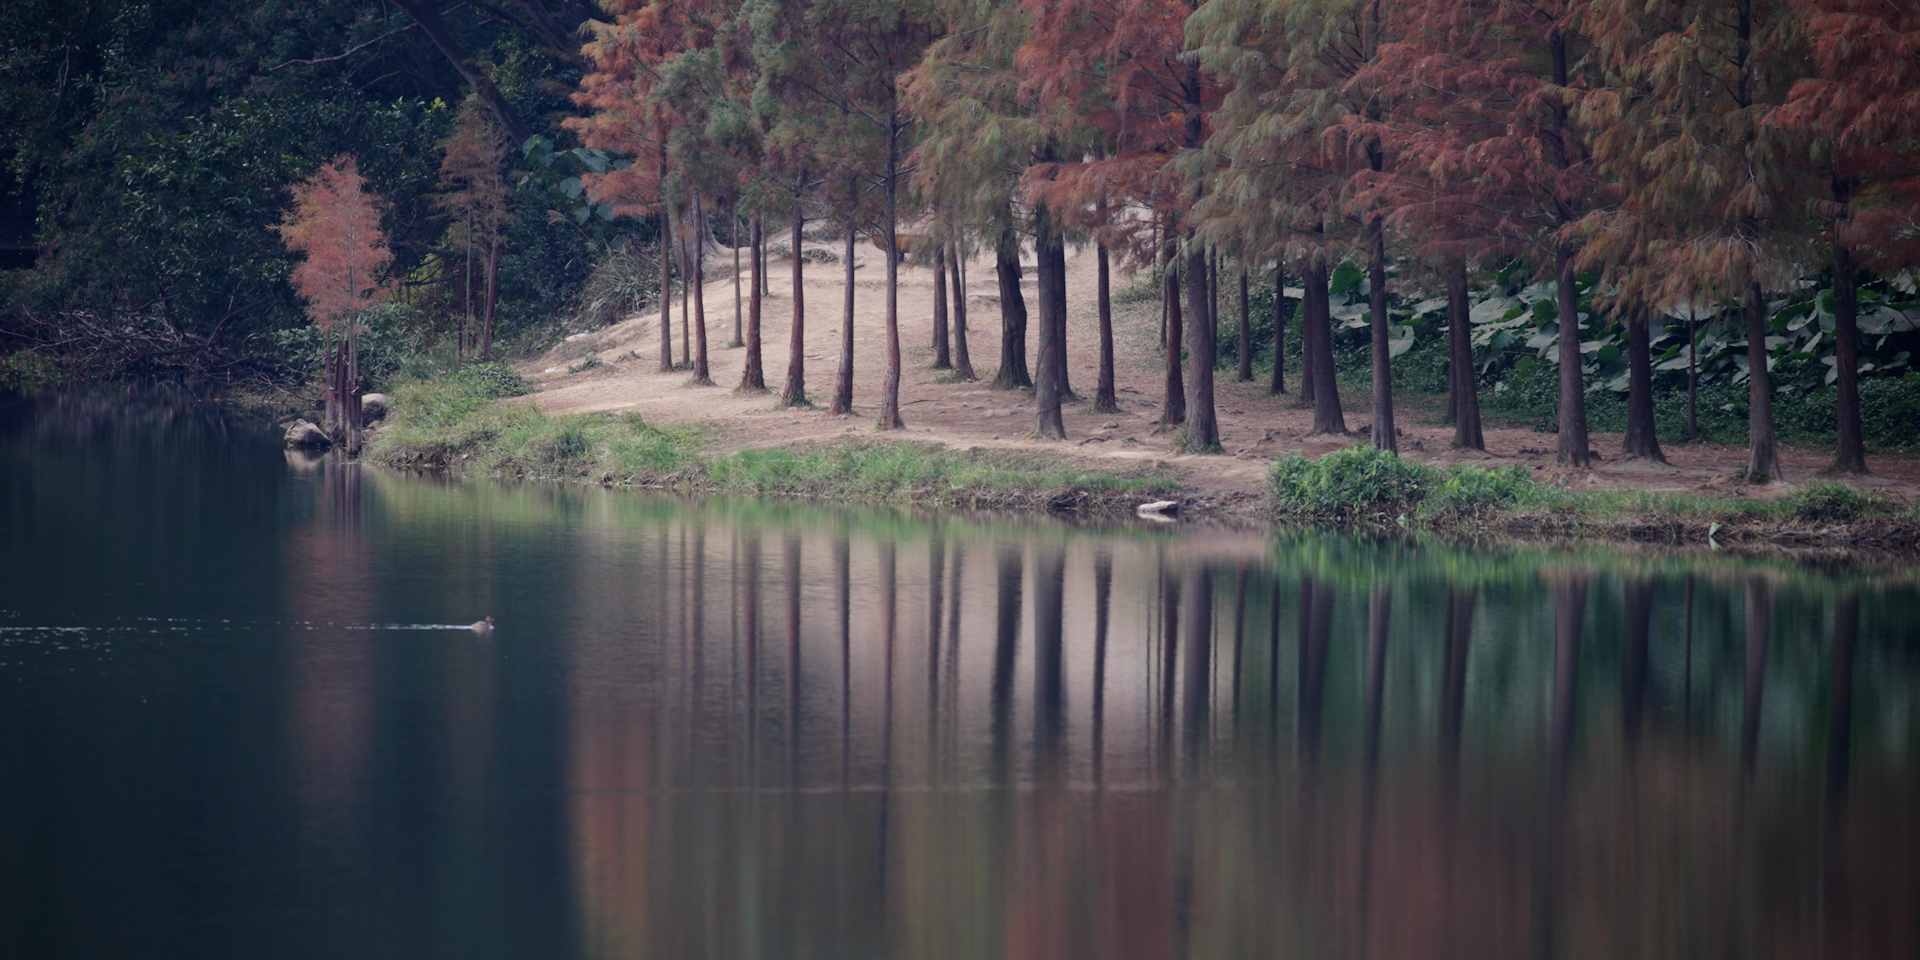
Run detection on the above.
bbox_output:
[469,617,494,634]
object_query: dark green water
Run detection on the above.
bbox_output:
[2,395,1916,960]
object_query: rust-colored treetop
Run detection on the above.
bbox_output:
[276,155,392,335]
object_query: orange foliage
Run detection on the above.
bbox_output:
[277,155,392,335]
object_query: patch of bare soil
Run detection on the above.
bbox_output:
[521,239,1920,510]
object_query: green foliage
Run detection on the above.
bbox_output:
[1267,445,1440,521]
[0,349,66,394]
[1423,464,1542,520]
[1787,482,1892,522]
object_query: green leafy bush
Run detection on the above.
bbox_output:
[1787,482,1891,522]
[1423,463,1541,520]
[1267,444,1440,521]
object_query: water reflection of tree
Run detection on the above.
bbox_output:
[531,505,1919,960]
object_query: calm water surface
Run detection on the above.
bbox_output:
[2,396,1917,960]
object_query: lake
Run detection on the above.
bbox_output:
[2,394,1915,960]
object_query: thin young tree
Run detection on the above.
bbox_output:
[434,98,510,361]
[278,155,392,455]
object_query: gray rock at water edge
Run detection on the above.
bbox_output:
[360,393,390,422]
[284,419,332,449]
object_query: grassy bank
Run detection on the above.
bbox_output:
[1267,444,1920,555]
[368,366,1181,514]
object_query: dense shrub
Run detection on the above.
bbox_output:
[1267,444,1440,520]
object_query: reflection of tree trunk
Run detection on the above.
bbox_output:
[1824,591,1857,960]
[944,542,965,774]
[1093,550,1112,786]
[785,535,802,785]
[743,531,762,790]
[1440,587,1474,957]
[1539,572,1586,960]
[992,546,1023,779]
[1622,578,1652,751]
[1181,565,1213,762]
[927,536,944,763]
[1231,568,1248,722]
[1357,586,1391,956]
[1159,562,1183,777]
[1683,576,1696,734]
[1297,577,1332,760]
[876,540,896,908]
[1034,545,1067,772]
[1743,580,1772,780]
[836,534,851,788]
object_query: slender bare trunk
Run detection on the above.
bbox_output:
[1271,266,1288,395]
[1744,281,1780,482]
[992,227,1031,389]
[780,185,807,407]
[1555,244,1590,466]
[1832,242,1866,473]
[1368,224,1395,453]
[1035,202,1066,439]
[1095,240,1117,411]
[1184,240,1218,450]
[831,221,856,415]
[950,247,975,380]
[879,111,904,431]
[1446,259,1482,449]
[1305,258,1344,434]
[740,213,766,392]
[932,245,951,369]
[659,201,673,372]
[1161,241,1186,426]
[691,197,709,383]
[1236,267,1252,382]
[1622,304,1664,461]
[730,198,743,347]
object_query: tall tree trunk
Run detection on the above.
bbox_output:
[1622,304,1665,461]
[1184,241,1219,450]
[1305,259,1345,434]
[1034,203,1067,439]
[659,201,674,372]
[1368,224,1396,453]
[780,193,808,407]
[480,241,498,362]
[1161,241,1186,426]
[740,214,766,392]
[679,232,690,367]
[1832,242,1867,473]
[992,227,1030,389]
[1686,310,1700,440]
[950,248,975,380]
[730,198,743,347]
[1446,258,1483,449]
[1554,243,1590,466]
[932,245,951,369]
[879,111,904,431]
[1237,267,1252,381]
[1095,240,1117,412]
[1271,267,1288,395]
[691,198,709,383]
[831,222,856,415]
[1744,282,1780,482]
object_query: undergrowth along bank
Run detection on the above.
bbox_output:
[1267,444,1920,552]
[369,369,1181,514]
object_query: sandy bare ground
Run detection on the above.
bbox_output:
[521,238,1920,505]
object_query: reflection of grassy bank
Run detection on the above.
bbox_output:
[369,372,1181,514]
[1268,445,1920,556]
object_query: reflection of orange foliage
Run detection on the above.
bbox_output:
[570,694,655,959]
[282,483,375,834]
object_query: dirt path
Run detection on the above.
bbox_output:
[522,239,1920,504]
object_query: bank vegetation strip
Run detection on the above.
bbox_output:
[368,368,1920,556]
